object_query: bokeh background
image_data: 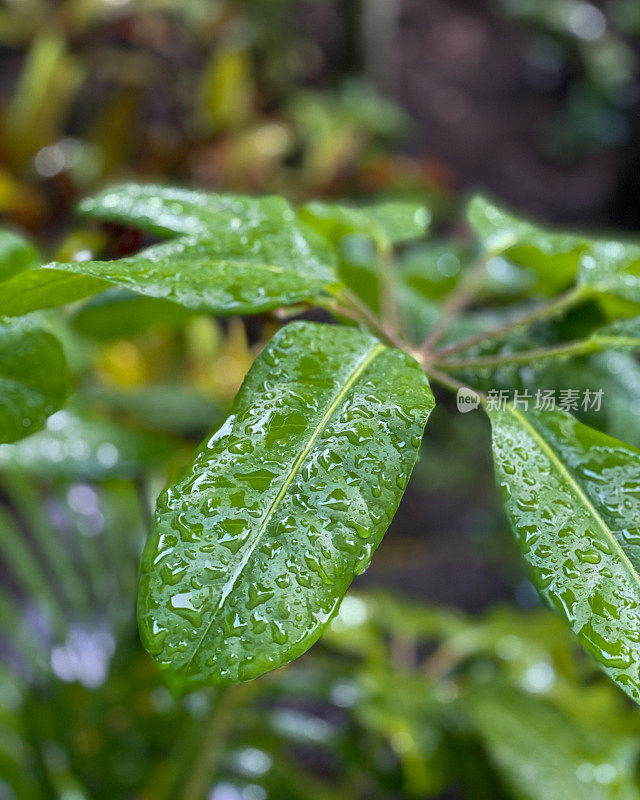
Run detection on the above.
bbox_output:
[1,2,640,799]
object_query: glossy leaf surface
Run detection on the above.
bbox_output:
[78,183,283,238]
[579,240,640,311]
[0,319,68,443]
[138,321,434,686]
[300,200,430,247]
[490,408,640,702]
[469,196,586,290]
[54,188,341,315]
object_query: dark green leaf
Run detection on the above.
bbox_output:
[400,243,467,301]
[138,321,434,686]
[0,319,68,443]
[335,235,382,312]
[0,230,39,281]
[490,408,640,702]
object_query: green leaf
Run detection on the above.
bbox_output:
[489,407,640,702]
[469,196,587,291]
[0,268,108,317]
[591,353,640,447]
[71,288,194,340]
[469,685,640,800]
[469,200,640,314]
[137,321,434,686]
[300,200,430,248]
[51,235,337,315]
[335,235,382,313]
[0,319,68,443]
[0,230,39,281]
[579,240,640,312]
[78,183,290,238]
[52,187,342,315]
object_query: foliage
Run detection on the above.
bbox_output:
[1,185,640,798]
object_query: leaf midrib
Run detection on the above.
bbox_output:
[510,409,640,595]
[183,339,387,669]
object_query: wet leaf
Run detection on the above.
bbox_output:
[300,200,430,248]
[52,187,342,315]
[78,184,286,238]
[0,318,68,443]
[579,240,640,313]
[137,321,434,686]
[490,408,640,703]
[469,196,587,291]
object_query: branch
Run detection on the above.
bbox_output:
[434,286,589,358]
[421,254,489,354]
[181,683,254,800]
[434,339,597,371]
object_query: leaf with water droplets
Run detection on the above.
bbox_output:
[300,200,430,248]
[78,183,282,238]
[470,199,640,314]
[137,321,434,687]
[469,196,587,292]
[578,240,640,314]
[49,185,342,315]
[0,318,68,443]
[490,407,640,703]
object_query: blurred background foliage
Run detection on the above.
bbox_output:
[1,0,640,798]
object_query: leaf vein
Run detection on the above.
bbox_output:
[511,409,640,594]
[183,339,387,669]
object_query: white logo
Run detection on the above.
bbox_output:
[456,387,480,413]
